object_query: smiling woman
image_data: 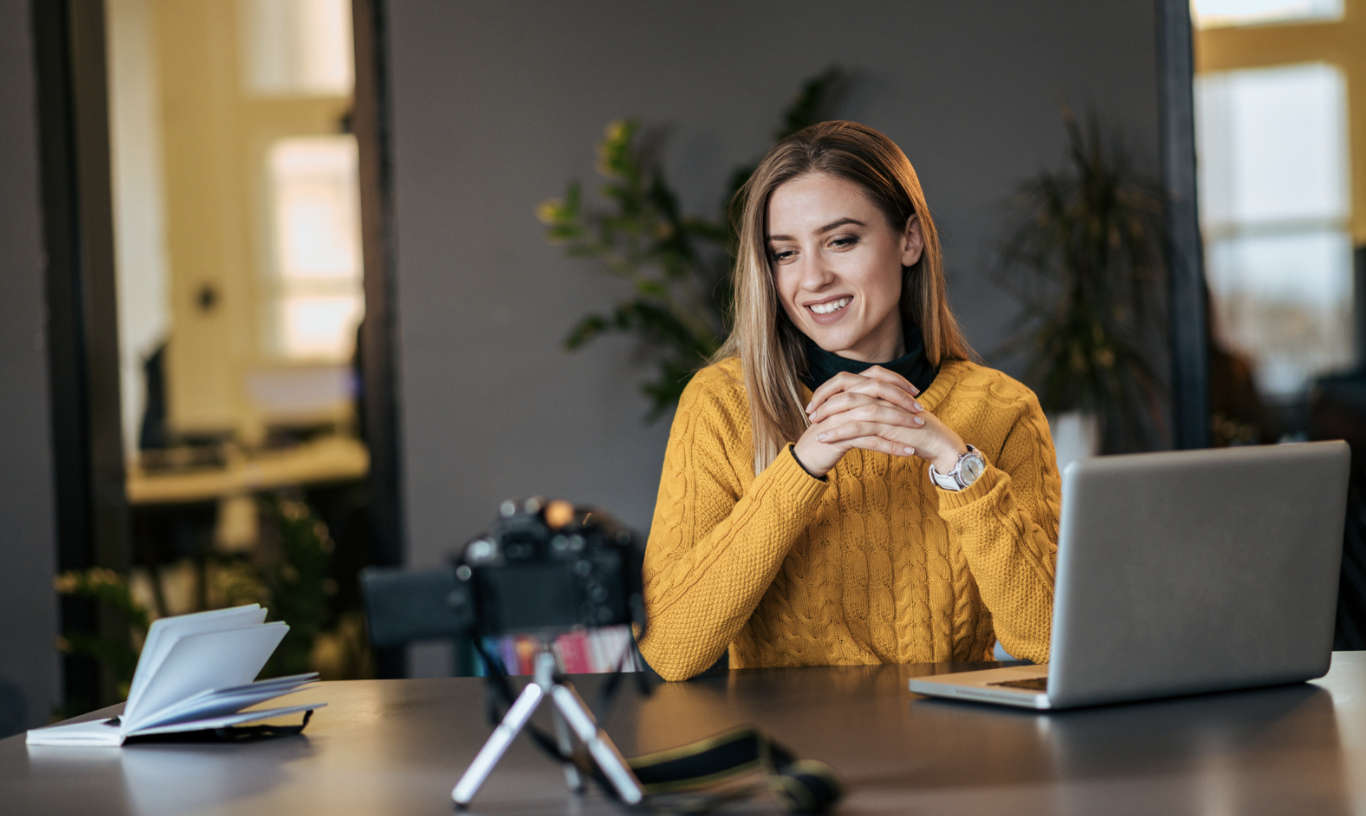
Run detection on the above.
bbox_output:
[636,121,1063,681]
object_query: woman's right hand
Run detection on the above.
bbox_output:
[791,366,926,478]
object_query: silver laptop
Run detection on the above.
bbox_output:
[909,441,1351,710]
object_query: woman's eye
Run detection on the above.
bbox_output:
[829,235,859,249]
[769,249,796,263]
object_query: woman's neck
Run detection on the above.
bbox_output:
[799,324,937,394]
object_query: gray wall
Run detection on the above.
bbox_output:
[384,0,1162,619]
[0,0,61,731]
[386,0,1161,554]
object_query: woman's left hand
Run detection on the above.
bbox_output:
[806,366,968,474]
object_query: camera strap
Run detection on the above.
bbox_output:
[616,725,844,814]
[472,639,843,814]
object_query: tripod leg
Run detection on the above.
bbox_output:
[550,683,644,805]
[552,705,585,793]
[451,683,547,807]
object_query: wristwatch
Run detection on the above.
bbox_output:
[928,445,986,491]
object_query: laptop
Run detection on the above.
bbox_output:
[909,440,1351,710]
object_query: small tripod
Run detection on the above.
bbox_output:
[451,647,644,808]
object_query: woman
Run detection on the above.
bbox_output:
[637,121,1061,682]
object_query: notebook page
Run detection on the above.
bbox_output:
[125,606,265,722]
[124,622,287,732]
[25,718,127,747]
[131,674,318,732]
[132,702,324,736]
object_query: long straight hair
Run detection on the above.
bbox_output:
[715,121,974,474]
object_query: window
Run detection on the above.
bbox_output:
[1195,63,1353,398]
[1191,0,1344,29]
[241,0,354,96]
[267,136,365,361]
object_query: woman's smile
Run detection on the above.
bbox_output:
[807,295,852,319]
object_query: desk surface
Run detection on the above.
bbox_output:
[5,654,1365,815]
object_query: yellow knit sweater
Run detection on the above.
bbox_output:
[637,357,1062,681]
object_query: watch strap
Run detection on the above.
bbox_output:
[929,445,983,491]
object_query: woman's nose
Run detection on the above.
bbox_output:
[798,251,835,290]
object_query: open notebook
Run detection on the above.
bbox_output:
[27,605,324,747]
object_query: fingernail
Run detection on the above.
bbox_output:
[914,401,924,411]
[805,402,814,413]
[915,417,924,426]
[817,432,827,441]
[904,446,914,455]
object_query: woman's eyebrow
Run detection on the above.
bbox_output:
[766,217,866,243]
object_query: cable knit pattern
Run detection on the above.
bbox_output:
[638,357,1062,681]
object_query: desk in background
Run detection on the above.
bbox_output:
[126,437,369,507]
[4,654,1363,815]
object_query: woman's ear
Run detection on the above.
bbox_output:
[901,214,925,267]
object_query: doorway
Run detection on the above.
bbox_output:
[38,0,401,712]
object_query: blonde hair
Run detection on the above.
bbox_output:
[715,121,974,474]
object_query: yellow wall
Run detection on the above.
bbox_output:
[1195,0,1366,244]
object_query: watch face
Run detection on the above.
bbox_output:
[960,453,985,485]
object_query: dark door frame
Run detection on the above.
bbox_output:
[352,0,407,677]
[31,0,129,711]
[1156,0,1211,450]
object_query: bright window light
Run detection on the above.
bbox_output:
[1206,230,1354,395]
[268,135,364,360]
[281,295,364,360]
[243,0,354,96]
[1197,63,1349,227]
[270,137,361,280]
[1191,0,1343,29]
[1195,62,1354,396]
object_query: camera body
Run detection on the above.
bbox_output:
[361,499,645,646]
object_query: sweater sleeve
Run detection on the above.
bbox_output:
[935,389,1061,664]
[637,373,828,681]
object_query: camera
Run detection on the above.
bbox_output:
[360,498,645,647]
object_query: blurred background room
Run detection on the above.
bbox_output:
[0,0,1361,736]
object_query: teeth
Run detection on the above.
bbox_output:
[810,297,850,315]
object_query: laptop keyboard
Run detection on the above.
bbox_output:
[989,677,1048,691]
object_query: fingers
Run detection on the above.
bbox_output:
[816,416,921,448]
[805,366,922,416]
[856,365,921,399]
[810,391,925,427]
[820,427,918,458]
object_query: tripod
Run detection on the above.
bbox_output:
[452,647,644,808]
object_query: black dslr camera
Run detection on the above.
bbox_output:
[360,498,645,646]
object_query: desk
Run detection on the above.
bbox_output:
[4,654,1365,815]
[126,437,369,506]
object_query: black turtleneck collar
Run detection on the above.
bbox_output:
[798,323,938,394]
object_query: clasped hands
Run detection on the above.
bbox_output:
[793,367,968,479]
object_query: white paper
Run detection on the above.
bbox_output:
[25,702,325,747]
[125,605,266,723]
[29,606,320,748]
[132,674,318,732]
[124,622,288,732]
[26,718,127,748]
[130,703,324,736]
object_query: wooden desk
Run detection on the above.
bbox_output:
[5,654,1364,815]
[126,437,368,506]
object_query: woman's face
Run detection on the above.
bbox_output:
[767,173,923,363]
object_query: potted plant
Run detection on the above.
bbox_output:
[537,69,845,420]
[996,109,1166,464]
